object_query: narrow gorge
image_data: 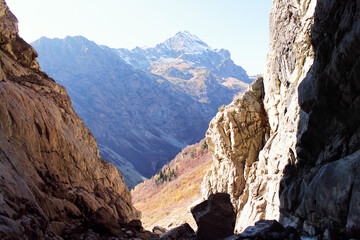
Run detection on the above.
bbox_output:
[0,0,359,239]
[31,31,250,188]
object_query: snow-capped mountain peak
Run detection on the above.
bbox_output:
[116,31,242,72]
[160,30,211,54]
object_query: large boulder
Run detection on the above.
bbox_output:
[191,193,236,240]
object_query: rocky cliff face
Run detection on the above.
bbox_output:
[0,1,139,239]
[202,0,360,238]
[202,78,269,213]
[282,0,360,237]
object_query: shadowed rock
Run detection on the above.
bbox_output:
[160,223,195,240]
[228,220,300,240]
[191,193,236,240]
[85,207,124,237]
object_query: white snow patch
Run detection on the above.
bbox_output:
[162,31,212,54]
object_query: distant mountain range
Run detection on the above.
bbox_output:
[31,31,251,188]
[117,31,251,103]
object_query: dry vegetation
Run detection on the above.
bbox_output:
[131,140,213,231]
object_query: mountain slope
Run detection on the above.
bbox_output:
[32,33,250,186]
[0,1,139,238]
[117,31,251,103]
[131,140,212,231]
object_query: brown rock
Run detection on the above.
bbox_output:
[191,193,236,240]
[85,207,123,237]
[126,219,144,232]
[135,231,160,240]
[0,0,40,71]
[0,1,140,239]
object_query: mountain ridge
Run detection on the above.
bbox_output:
[159,31,211,54]
[32,32,251,187]
[116,30,249,84]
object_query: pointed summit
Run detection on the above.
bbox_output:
[161,31,211,54]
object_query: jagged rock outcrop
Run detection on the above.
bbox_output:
[202,0,360,238]
[0,1,139,239]
[238,0,316,231]
[0,0,39,74]
[201,77,269,213]
[202,0,313,231]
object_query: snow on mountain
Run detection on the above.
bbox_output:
[116,31,240,72]
[159,31,211,54]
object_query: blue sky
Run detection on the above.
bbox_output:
[6,0,272,75]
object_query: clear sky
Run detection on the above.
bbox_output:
[6,0,272,75]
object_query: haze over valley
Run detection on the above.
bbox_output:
[32,32,251,187]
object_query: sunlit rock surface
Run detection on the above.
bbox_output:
[0,1,139,238]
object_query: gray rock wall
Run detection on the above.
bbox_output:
[202,0,316,232]
[202,0,360,237]
[281,0,360,237]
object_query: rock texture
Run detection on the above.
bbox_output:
[0,1,139,239]
[202,0,360,238]
[281,0,360,237]
[191,193,236,240]
[201,77,269,215]
[239,0,316,231]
